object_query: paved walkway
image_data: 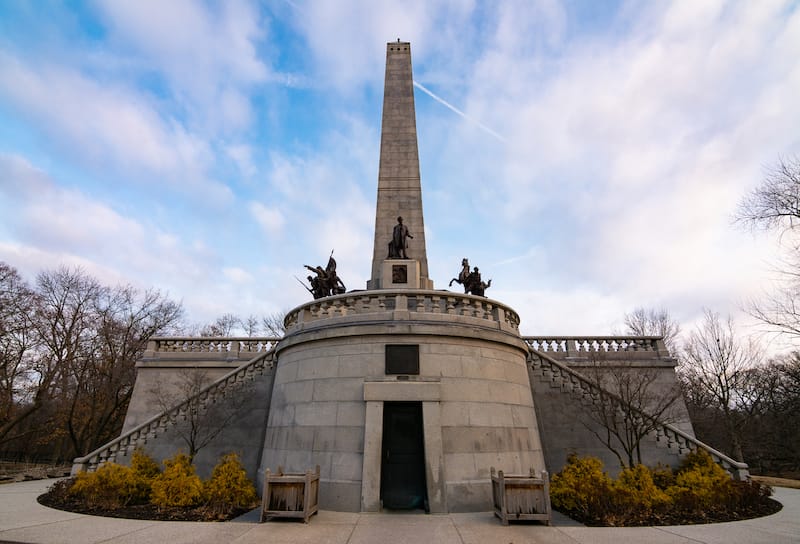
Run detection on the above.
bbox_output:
[0,479,798,544]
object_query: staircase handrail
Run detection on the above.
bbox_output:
[527,346,749,479]
[72,345,278,472]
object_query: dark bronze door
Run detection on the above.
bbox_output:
[380,402,428,510]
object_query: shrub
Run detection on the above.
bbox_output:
[204,452,258,518]
[550,454,613,522]
[150,453,204,508]
[69,462,151,509]
[609,464,673,524]
[130,448,161,479]
[650,463,676,490]
[725,479,773,512]
[666,449,732,510]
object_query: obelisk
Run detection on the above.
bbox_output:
[367,41,433,290]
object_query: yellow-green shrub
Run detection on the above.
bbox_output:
[610,464,673,524]
[550,454,613,519]
[666,449,732,510]
[204,452,258,517]
[130,448,161,479]
[69,462,150,508]
[650,463,676,490]
[150,453,204,508]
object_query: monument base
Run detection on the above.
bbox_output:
[366,259,433,290]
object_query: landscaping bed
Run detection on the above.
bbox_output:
[37,450,258,522]
[550,451,782,527]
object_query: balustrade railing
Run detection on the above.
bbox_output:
[145,337,280,355]
[528,348,748,480]
[523,336,668,359]
[72,347,278,474]
[284,290,520,333]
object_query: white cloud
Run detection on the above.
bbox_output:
[399,0,800,341]
[226,144,257,178]
[290,0,475,92]
[223,267,254,284]
[0,52,233,203]
[2,1,799,348]
[94,0,269,131]
[249,201,285,234]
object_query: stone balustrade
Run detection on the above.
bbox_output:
[523,336,670,359]
[72,347,277,474]
[284,290,520,334]
[528,349,749,480]
[145,337,280,356]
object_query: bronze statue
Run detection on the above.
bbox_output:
[302,251,347,299]
[387,216,413,259]
[450,259,492,296]
[465,266,491,296]
[448,258,471,293]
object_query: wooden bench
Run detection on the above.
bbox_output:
[491,467,551,525]
[260,465,320,523]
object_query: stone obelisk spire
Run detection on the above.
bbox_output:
[367,41,433,290]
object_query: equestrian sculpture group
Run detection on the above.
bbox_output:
[449,258,492,297]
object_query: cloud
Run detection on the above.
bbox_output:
[0,154,227,314]
[0,52,233,203]
[289,0,476,92]
[412,1,799,329]
[249,201,285,235]
[94,0,269,131]
[1,1,798,347]
[223,267,254,284]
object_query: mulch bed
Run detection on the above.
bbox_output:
[37,477,784,525]
[558,498,782,527]
[37,480,254,522]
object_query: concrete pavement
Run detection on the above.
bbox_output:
[0,479,798,544]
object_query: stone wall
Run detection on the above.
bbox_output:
[263,291,543,512]
[528,347,695,476]
[93,338,278,481]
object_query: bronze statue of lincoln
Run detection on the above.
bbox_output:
[388,216,413,259]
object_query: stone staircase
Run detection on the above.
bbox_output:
[526,343,749,480]
[71,345,278,474]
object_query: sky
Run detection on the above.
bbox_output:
[1,0,799,344]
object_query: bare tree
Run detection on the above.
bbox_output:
[623,307,681,356]
[1,262,182,461]
[737,156,800,233]
[261,311,286,337]
[200,313,241,337]
[148,367,250,462]
[736,157,800,339]
[0,263,43,444]
[241,314,260,337]
[581,356,683,469]
[63,285,182,457]
[681,309,763,462]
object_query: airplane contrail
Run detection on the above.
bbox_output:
[413,81,507,143]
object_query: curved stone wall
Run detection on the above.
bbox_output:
[260,291,544,512]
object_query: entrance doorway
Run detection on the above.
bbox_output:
[380,402,428,510]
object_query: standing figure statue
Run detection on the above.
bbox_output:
[387,216,413,259]
[448,258,471,293]
[302,251,347,299]
[465,266,492,297]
